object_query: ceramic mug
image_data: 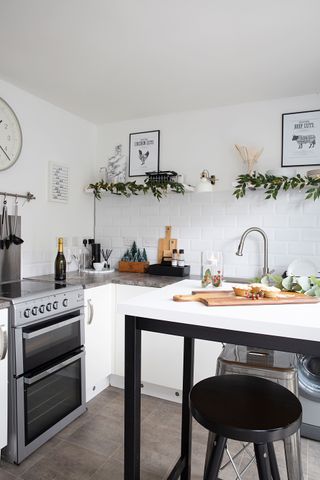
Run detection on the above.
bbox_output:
[93,262,105,271]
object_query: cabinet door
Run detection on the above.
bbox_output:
[0,310,8,450]
[84,285,114,401]
[115,285,184,389]
[115,285,223,391]
[114,285,153,378]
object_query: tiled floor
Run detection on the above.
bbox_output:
[0,386,319,479]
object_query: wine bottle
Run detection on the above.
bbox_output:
[55,237,66,281]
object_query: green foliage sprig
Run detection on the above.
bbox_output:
[89,178,185,201]
[253,273,320,297]
[233,172,320,201]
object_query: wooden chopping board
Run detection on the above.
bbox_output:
[173,290,320,306]
[157,226,177,263]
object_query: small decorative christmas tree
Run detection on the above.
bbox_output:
[130,241,138,259]
[120,242,148,263]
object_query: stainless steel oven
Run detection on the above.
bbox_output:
[2,281,86,464]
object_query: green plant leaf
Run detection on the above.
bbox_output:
[297,276,312,292]
[282,276,294,290]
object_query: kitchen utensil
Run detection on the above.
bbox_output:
[287,259,318,277]
[158,226,177,263]
[0,201,4,250]
[2,197,11,249]
[173,290,319,306]
[101,248,112,264]
[10,196,24,245]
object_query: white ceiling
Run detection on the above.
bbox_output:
[0,0,320,124]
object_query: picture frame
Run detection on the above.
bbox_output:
[129,130,160,177]
[281,110,320,167]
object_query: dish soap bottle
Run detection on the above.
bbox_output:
[55,237,66,281]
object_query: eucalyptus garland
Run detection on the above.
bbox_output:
[89,178,185,200]
[233,172,320,200]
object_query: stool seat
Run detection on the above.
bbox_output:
[190,374,302,444]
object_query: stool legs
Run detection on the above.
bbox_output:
[284,432,303,480]
[267,443,281,480]
[204,436,227,480]
[204,432,216,472]
[254,444,272,480]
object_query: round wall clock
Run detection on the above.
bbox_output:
[0,97,22,171]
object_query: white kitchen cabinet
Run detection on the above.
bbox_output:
[84,284,114,401]
[114,284,222,395]
[0,309,8,456]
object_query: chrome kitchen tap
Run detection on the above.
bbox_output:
[236,227,270,277]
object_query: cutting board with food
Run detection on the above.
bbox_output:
[173,283,320,306]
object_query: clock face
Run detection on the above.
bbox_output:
[0,97,22,171]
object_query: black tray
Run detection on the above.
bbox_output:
[147,264,190,277]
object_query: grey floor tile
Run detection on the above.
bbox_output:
[57,409,97,440]
[91,457,162,480]
[307,438,320,480]
[0,452,44,477]
[65,414,121,458]
[1,386,319,480]
[0,468,18,480]
[20,441,107,480]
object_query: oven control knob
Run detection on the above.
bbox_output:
[46,303,52,312]
[53,301,59,310]
[24,308,31,318]
[32,306,38,316]
[62,299,68,308]
[39,305,45,314]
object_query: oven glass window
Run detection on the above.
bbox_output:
[23,311,82,373]
[24,358,82,444]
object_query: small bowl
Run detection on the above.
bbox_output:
[93,262,105,271]
[307,169,320,179]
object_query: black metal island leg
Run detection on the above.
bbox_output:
[124,315,142,480]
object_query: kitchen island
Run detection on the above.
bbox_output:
[118,279,320,480]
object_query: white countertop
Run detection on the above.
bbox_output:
[117,279,320,342]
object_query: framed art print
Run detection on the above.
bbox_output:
[129,130,160,177]
[282,110,320,167]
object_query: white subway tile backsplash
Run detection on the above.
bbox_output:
[95,191,320,278]
[301,229,320,241]
[288,243,316,255]
[179,227,202,239]
[263,215,289,227]
[289,215,317,228]
[169,216,191,227]
[190,216,214,227]
[190,239,214,251]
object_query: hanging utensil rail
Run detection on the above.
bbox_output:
[0,192,35,201]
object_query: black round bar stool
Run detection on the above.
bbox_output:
[190,375,302,480]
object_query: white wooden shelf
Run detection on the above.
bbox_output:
[84,183,194,195]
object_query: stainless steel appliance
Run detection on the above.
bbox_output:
[298,355,320,441]
[0,279,85,464]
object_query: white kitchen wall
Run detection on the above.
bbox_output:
[95,190,319,278]
[95,94,320,277]
[0,78,96,277]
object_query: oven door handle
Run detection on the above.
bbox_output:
[0,325,8,361]
[22,316,82,340]
[24,351,84,385]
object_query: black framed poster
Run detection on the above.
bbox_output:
[129,130,160,177]
[281,110,320,167]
